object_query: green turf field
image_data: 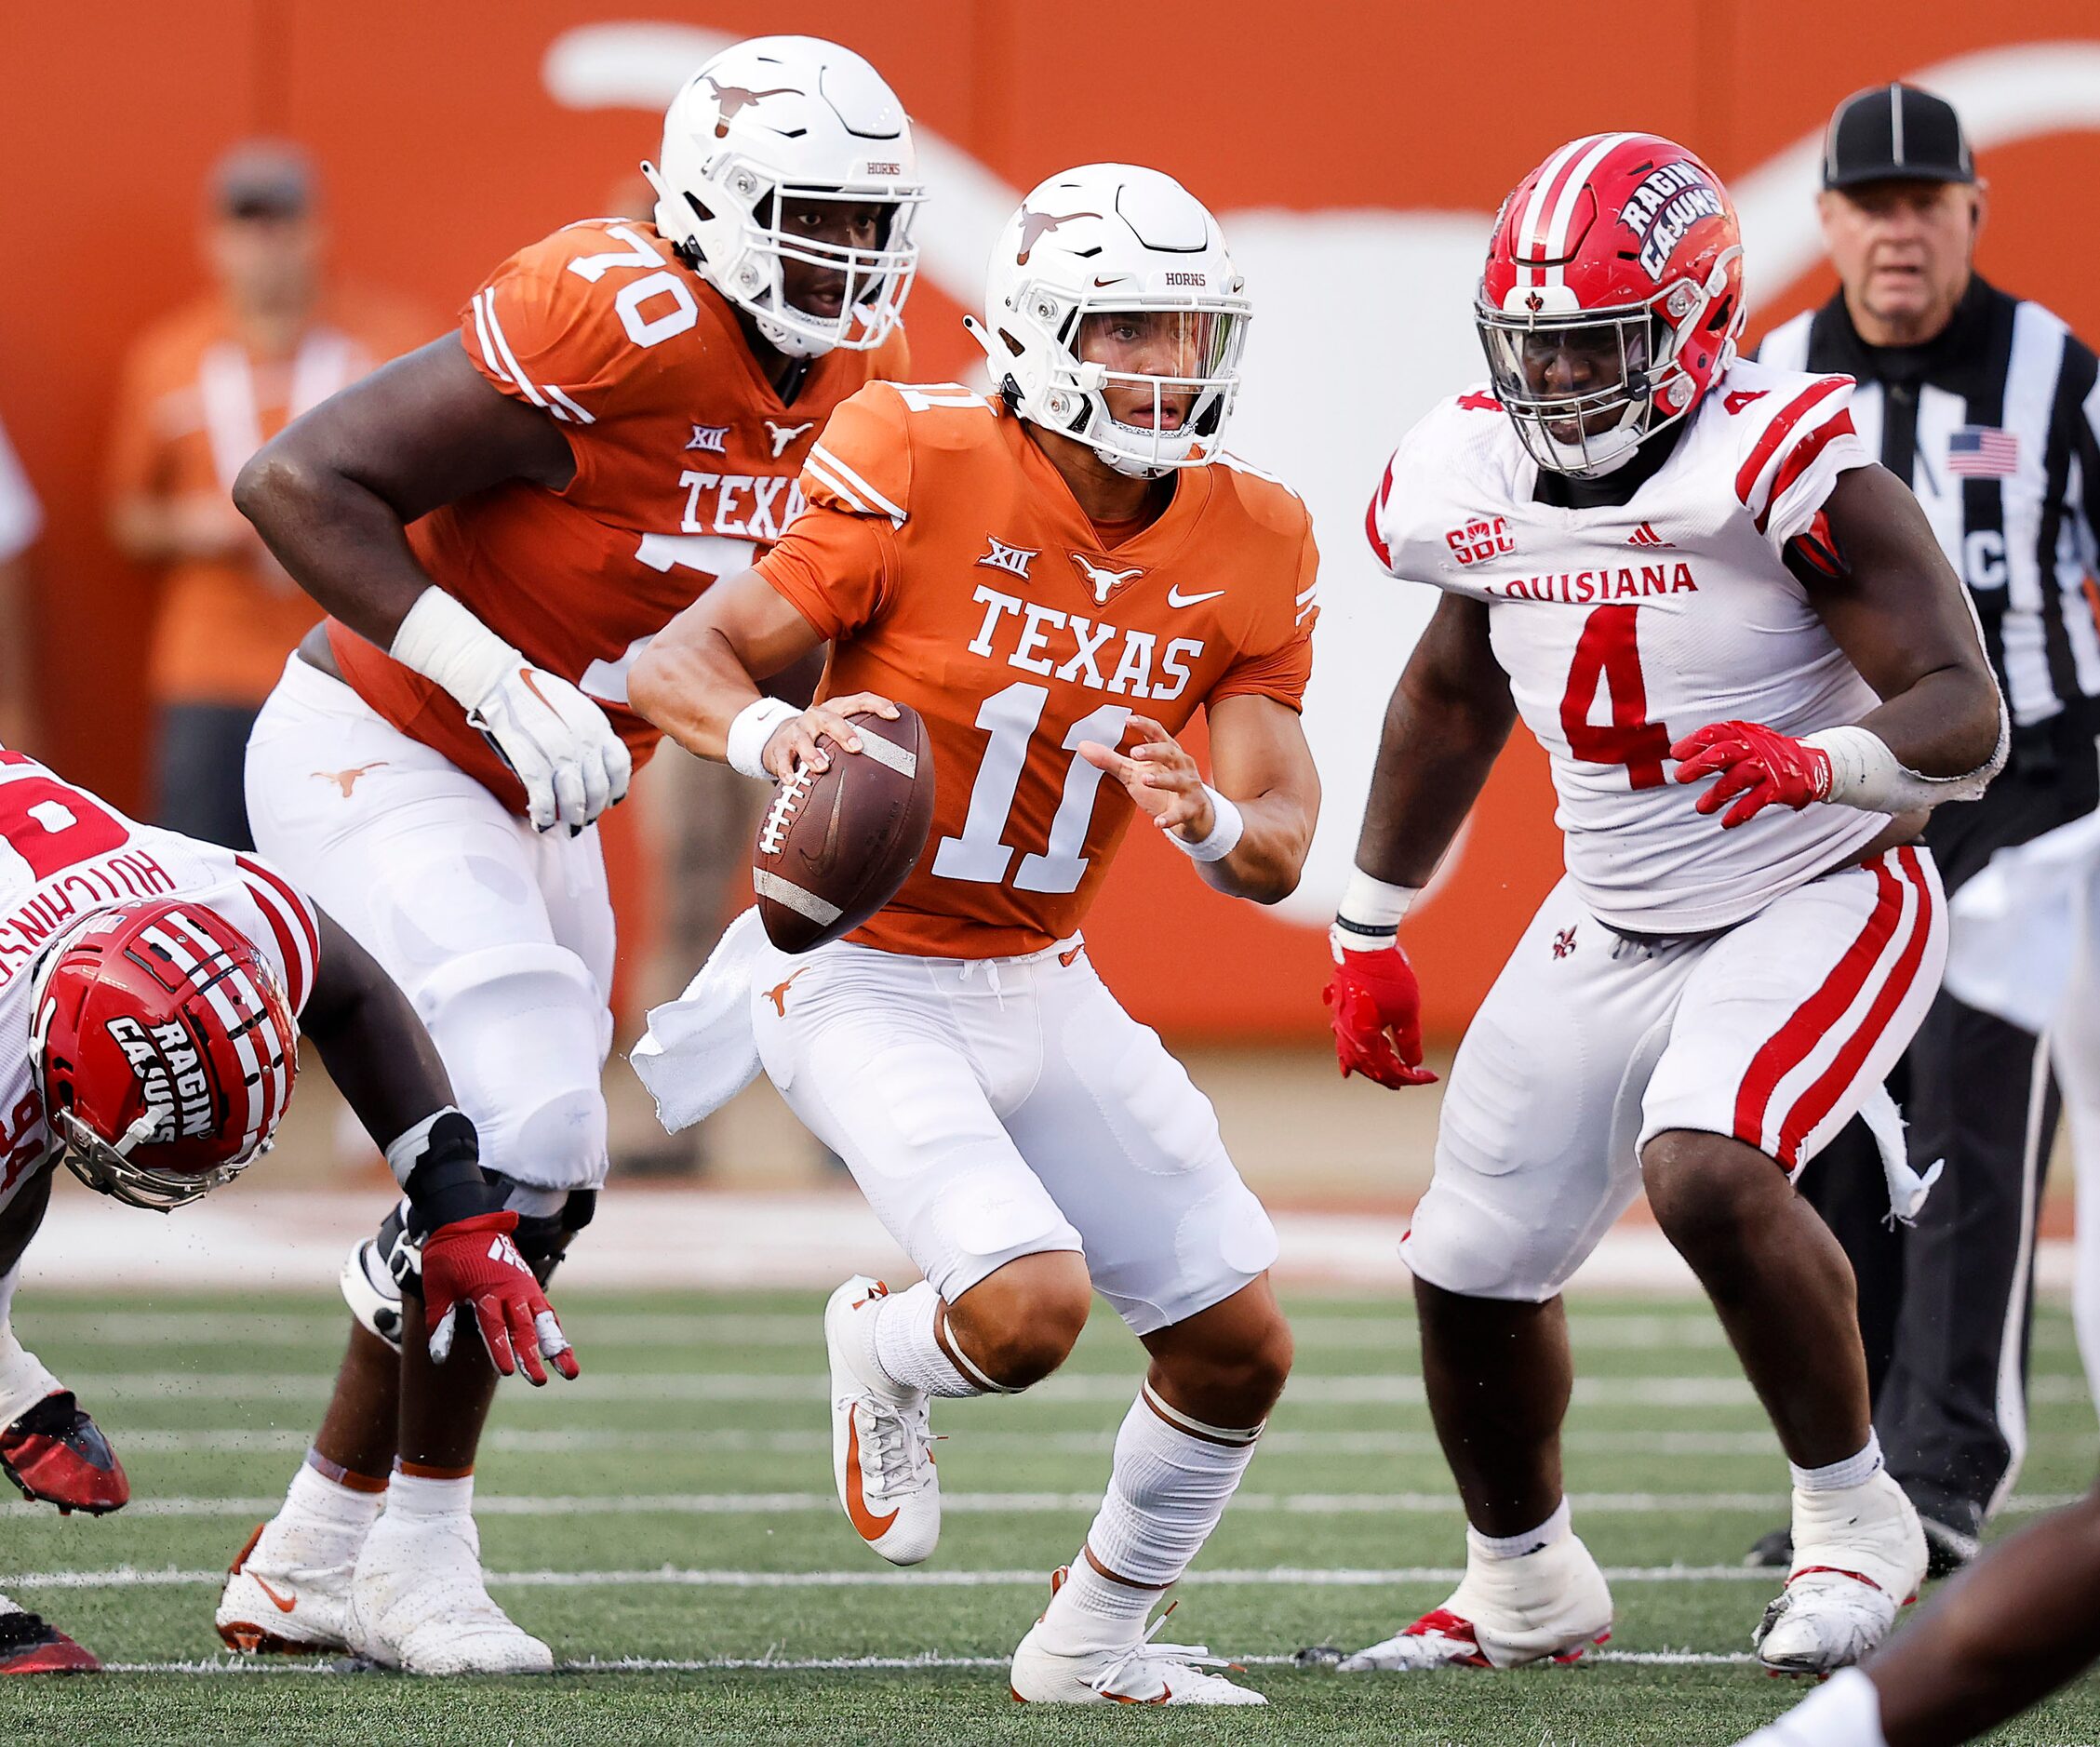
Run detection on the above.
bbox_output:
[4,1287,2096,1745]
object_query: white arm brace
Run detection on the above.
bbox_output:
[1804,713,2009,815]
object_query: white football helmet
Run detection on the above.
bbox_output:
[966,165,1251,478]
[644,35,923,357]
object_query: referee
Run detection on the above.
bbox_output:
[1754,83,2100,1574]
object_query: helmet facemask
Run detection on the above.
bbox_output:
[649,162,923,358]
[47,1103,261,1213]
[987,294,1250,479]
[1477,243,1745,478]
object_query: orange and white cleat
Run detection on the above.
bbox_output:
[1010,1570,1265,1705]
[0,1600,98,1674]
[1,1393,128,1516]
[824,1274,941,1567]
[1338,1532,1613,1671]
[216,1520,359,1657]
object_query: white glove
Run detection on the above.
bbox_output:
[390,587,632,833]
[467,665,632,833]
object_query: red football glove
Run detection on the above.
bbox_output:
[420,1210,580,1386]
[1670,719,1833,829]
[1323,937,1438,1089]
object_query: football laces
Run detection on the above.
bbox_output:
[757,762,819,857]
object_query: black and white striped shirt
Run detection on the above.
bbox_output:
[1759,276,2100,735]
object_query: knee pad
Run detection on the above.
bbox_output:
[341,1178,599,1350]
[408,943,610,1192]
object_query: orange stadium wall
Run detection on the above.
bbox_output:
[6,3,2100,1041]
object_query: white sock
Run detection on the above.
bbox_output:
[1751,1666,1889,1747]
[867,1282,991,1399]
[283,1457,387,1531]
[1038,1382,1263,1653]
[1791,1433,1884,1493]
[387,1466,474,1518]
[1468,1498,1572,1562]
[0,1263,60,1429]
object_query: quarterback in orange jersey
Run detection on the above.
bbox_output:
[632,164,1321,1705]
[221,36,921,1673]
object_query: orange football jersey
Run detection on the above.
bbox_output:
[758,383,1318,958]
[328,219,909,813]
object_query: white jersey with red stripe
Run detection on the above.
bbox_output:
[0,751,317,1218]
[1369,359,1884,934]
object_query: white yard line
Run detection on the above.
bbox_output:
[86,1647,1754,1674]
[49,1370,1980,1407]
[1,1564,1792,1591]
[23,1186,2085,1294]
[33,1488,2089,1519]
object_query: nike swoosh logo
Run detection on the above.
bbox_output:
[1058,945,1083,967]
[518,668,559,713]
[801,776,849,879]
[844,1416,898,1540]
[1166,587,1224,608]
[253,1577,298,1614]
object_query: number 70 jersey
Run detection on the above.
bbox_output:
[1368,361,1887,935]
[757,383,1320,958]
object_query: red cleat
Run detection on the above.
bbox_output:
[0,1608,99,1674]
[0,1393,129,1514]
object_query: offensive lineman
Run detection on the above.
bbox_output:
[1322,135,2005,1676]
[631,165,1318,1704]
[0,750,571,1674]
[221,37,919,1672]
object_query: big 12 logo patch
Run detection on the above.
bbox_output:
[1445,514,1516,567]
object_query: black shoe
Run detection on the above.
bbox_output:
[1744,1526,1792,1569]
[1919,1514,1980,1579]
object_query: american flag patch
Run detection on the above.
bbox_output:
[1947,426,2020,477]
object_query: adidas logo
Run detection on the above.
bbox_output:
[1626,522,1673,549]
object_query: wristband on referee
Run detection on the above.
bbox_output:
[1331,868,1420,952]
[727,697,800,781]
[1166,785,1245,862]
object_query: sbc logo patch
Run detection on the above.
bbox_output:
[1445,515,1516,567]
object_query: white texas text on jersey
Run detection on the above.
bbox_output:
[1370,361,1887,934]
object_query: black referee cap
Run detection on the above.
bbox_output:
[1823,84,1975,190]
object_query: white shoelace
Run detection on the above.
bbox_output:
[1090,1603,1239,1699]
[859,1394,934,1497]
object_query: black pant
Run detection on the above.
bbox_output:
[1802,721,2098,1537]
[152,701,259,852]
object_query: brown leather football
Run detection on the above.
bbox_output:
[751,705,937,954]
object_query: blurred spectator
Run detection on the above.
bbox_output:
[105,141,431,848]
[0,410,41,751]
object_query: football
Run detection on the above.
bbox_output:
[751,705,937,953]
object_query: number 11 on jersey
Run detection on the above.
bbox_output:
[931,682,1130,895]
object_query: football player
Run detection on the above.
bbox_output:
[1323,134,2005,1676]
[631,163,1320,1705]
[0,750,571,1675]
[221,36,919,1672]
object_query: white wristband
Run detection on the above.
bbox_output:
[1167,785,1245,862]
[389,587,518,711]
[1338,867,1420,928]
[727,697,800,781]
[1803,723,2004,814]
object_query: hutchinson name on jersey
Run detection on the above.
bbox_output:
[328,218,910,814]
[756,380,1319,957]
[1369,359,1881,934]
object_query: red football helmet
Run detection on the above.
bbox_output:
[1478,132,1746,476]
[29,899,298,1211]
